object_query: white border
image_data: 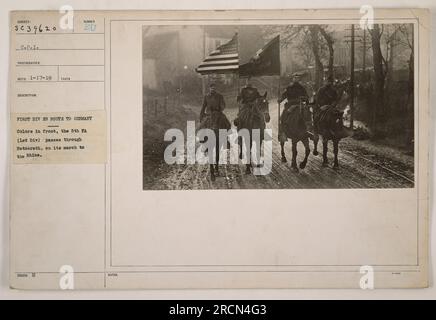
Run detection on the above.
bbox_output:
[0,0,435,299]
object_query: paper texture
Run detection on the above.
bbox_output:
[11,111,106,164]
[9,9,429,289]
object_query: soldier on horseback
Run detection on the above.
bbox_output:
[234,81,263,127]
[313,75,339,137]
[199,83,231,131]
[315,76,339,108]
[312,76,351,169]
[277,73,309,143]
[277,73,312,171]
[278,73,309,107]
[233,80,270,174]
[199,83,231,181]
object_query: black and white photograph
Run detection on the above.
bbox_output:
[6,6,431,293]
[142,23,415,190]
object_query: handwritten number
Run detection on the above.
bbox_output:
[14,24,57,33]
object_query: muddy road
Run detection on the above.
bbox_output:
[143,101,414,190]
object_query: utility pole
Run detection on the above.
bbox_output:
[362,28,366,81]
[349,24,355,130]
[235,29,240,97]
[202,27,206,96]
[177,35,182,107]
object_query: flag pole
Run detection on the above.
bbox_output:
[202,27,206,97]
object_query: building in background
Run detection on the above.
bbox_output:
[142,26,234,93]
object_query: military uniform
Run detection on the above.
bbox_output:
[199,91,231,130]
[234,85,262,127]
[313,83,339,134]
[279,81,309,142]
[315,83,338,108]
[237,86,261,104]
[280,81,309,106]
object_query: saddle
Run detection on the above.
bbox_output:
[235,101,265,129]
[316,105,334,125]
[199,111,231,131]
[280,103,309,141]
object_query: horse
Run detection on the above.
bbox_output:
[312,105,349,169]
[279,99,313,171]
[311,81,350,169]
[235,92,270,174]
[199,111,231,181]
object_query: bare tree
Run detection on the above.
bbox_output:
[296,32,314,68]
[262,25,333,90]
[397,24,414,102]
[368,24,388,131]
[318,26,335,79]
[396,24,415,146]
[384,25,403,92]
[308,26,324,89]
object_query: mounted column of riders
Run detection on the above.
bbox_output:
[198,75,348,180]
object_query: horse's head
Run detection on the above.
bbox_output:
[301,103,313,123]
[330,109,345,132]
[334,80,349,100]
[329,108,351,139]
[256,92,270,123]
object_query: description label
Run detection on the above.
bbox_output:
[11,111,106,164]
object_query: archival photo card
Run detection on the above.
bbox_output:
[9,9,429,289]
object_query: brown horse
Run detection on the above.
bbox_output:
[279,100,313,171]
[312,105,349,169]
[235,92,270,174]
[198,111,231,181]
[312,81,351,169]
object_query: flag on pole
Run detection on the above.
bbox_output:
[196,34,239,75]
[239,35,280,77]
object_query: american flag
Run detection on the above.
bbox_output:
[196,34,239,74]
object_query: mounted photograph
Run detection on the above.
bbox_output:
[9,9,429,290]
[142,24,415,190]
